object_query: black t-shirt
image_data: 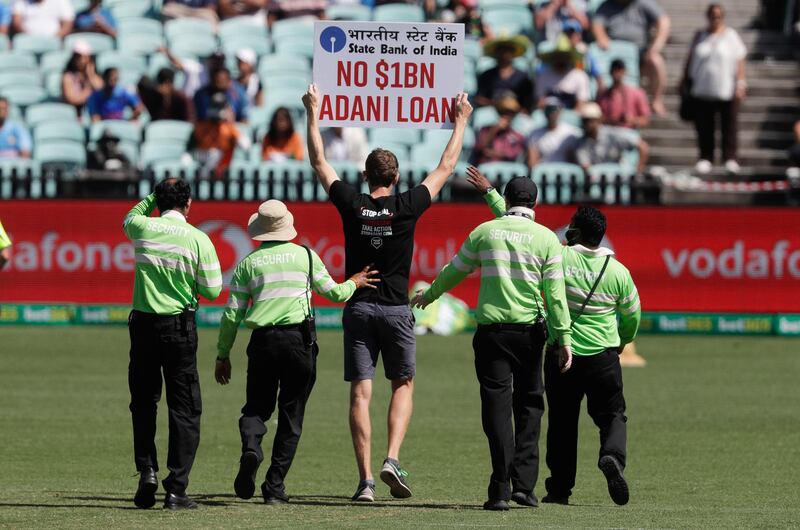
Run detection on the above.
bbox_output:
[330,181,432,305]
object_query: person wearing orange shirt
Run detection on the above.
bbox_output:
[261,107,304,162]
[189,92,251,179]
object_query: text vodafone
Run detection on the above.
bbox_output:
[662,240,800,279]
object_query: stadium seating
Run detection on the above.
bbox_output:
[12,34,61,55]
[0,71,41,89]
[532,162,584,204]
[589,40,641,85]
[34,121,86,144]
[219,17,269,41]
[90,120,142,143]
[369,129,421,148]
[373,4,425,23]
[140,141,187,168]
[0,53,37,71]
[35,140,87,170]
[65,33,116,55]
[588,163,634,204]
[26,103,78,128]
[259,54,311,79]
[117,34,165,55]
[144,120,193,144]
[1,85,47,108]
[40,50,71,74]
[326,4,372,21]
[483,6,534,35]
[478,161,529,188]
[271,19,315,42]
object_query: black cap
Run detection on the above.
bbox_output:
[503,176,538,204]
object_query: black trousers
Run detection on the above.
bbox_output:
[128,310,200,496]
[544,348,627,499]
[472,324,546,501]
[789,143,800,167]
[693,97,739,162]
[239,326,317,498]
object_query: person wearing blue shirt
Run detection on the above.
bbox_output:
[74,0,117,37]
[0,97,32,159]
[88,67,143,122]
[193,67,248,123]
[0,3,11,34]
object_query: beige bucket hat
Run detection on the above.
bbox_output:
[247,200,297,241]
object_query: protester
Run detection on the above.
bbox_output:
[0,97,32,160]
[680,3,747,175]
[528,97,581,166]
[412,169,572,511]
[321,127,370,168]
[190,92,251,178]
[234,48,263,109]
[11,0,74,38]
[472,95,527,165]
[138,68,195,122]
[571,102,649,173]
[304,84,472,503]
[73,0,117,37]
[592,0,671,116]
[194,66,249,123]
[476,35,534,113]
[535,34,591,111]
[87,67,143,122]
[261,107,304,162]
[61,40,104,117]
[216,200,378,505]
[597,58,651,129]
[123,178,222,510]
[534,0,589,43]
[162,0,219,26]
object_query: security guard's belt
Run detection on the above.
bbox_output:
[478,323,538,333]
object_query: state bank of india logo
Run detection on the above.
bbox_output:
[320,26,347,53]
[197,221,254,284]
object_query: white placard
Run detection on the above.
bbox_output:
[313,21,464,129]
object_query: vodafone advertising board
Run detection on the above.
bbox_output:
[1,201,799,313]
[312,21,464,129]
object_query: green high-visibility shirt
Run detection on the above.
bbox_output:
[422,201,572,346]
[484,188,641,355]
[123,194,223,315]
[217,241,358,358]
[0,220,11,250]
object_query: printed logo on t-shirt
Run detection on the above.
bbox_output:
[359,206,394,239]
[371,237,383,249]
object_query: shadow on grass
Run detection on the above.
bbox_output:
[0,502,140,511]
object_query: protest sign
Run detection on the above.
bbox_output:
[313,21,464,129]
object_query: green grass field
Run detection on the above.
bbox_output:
[1,328,799,529]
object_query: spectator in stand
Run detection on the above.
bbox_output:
[527,97,581,166]
[261,107,304,161]
[87,67,143,122]
[12,0,74,38]
[563,18,604,93]
[0,97,32,160]
[472,94,527,165]
[680,3,747,175]
[219,0,267,24]
[534,0,589,43]
[194,67,249,123]
[73,0,117,37]
[476,35,534,113]
[592,0,670,116]
[321,127,370,169]
[158,47,226,99]
[597,58,650,128]
[87,129,133,174]
[570,102,648,174]
[535,34,591,111]
[789,121,800,176]
[61,40,104,117]
[266,0,326,24]
[435,1,493,43]
[137,68,194,122]
[234,48,263,109]
[190,92,251,178]
[0,3,12,34]
[162,0,219,26]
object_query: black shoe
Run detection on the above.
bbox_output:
[511,491,538,508]
[164,492,198,510]
[483,499,510,511]
[598,455,629,506]
[234,451,260,500]
[133,467,157,509]
[542,494,569,505]
[261,482,289,505]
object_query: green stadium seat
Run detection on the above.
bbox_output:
[368,141,409,162]
[589,40,640,84]
[34,121,85,143]
[559,109,582,128]
[144,120,193,144]
[140,141,187,168]
[0,158,40,179]
[40,50,71,73]
[326,4,371,21]
[588,163,633,204]
[478,161,528,188]
[259,54,310,78]
[472,106,499,130]
[26,102,78,127]
[117,17,163,38]
[587,0,605,15]
[273,39,313,60]
[110,0,154,20]
[483,7,533,35]
[511,113,537,136]
[0,34,8,52]
[0,71,40,89]
[373,4,425,22]
[262,74,310,94]
[150,159,198,181]
[12,34,61,55]
[1,85,47,107]
[118,34,165,55]
[531,162,584,204]
[249,105,270,127]
[255,160,310,202]
[479,0,530,6]
[219,16,268,41]
[464,38,482,61]
[0,52,37,71]
[369,128,420,147]
[96,52,147,76]
[169,34,219,60]
[423,127,476,161]
[221,34,270,57]
[165,18,215,42]
[90,120,141,143]
[45,71,63,99]
[65,33,116,55]
[528,110,548,130]
[115,139,140,165]
[271,19,314,42]
[35,140,87,166]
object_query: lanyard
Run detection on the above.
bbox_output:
[505,211,533,220]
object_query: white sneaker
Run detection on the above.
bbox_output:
[694,160,712,174]
[724,160,741,174]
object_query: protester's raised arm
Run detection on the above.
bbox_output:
[421,93,473,199]
[303,84,340,195]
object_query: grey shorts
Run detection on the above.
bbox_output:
[342,301,417,382]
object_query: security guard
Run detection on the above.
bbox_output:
[123,178,222,510]
[541,206,640,507]
[473,170,642,505]
[215,200,379,505]
[412,175,572,511]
